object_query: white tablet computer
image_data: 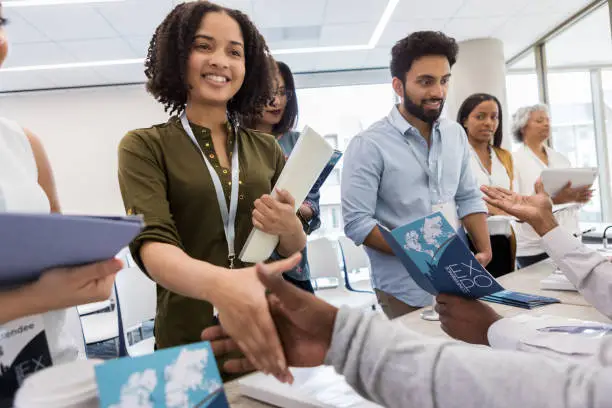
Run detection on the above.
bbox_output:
[540,167,598,196]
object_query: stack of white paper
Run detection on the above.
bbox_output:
[238,366,382,408]
[540,269,577,291]
[240,126,335,263]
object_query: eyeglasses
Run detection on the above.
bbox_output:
[271,88,293,100]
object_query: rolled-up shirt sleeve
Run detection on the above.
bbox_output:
[118,131,183,274]
[455,130,487,218]
[341,136,382,245]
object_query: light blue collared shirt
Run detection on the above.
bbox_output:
[341,106,487,306]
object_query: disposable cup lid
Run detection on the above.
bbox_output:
[14,359,102,407]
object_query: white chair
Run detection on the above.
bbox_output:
[337,236,374,293]
[307,238,376,310]
[114,266,156,357]
[63,307,87,360]
[79,286,119,349]
[77,300,112,316]
[77,247,128,317]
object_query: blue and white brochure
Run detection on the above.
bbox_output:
[95,341,228,408]
[311,150,342,192]
[380,212,504,298]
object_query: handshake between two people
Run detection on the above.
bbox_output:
[201,182,562,384]
[201,252,339,385]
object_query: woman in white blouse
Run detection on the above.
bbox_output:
[511,104,592,268]
[457,93,516,277]
[0,5,120,400]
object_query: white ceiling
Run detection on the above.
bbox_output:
[0,0,597,92]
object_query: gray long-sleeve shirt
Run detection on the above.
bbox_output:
[325,306,612,408]
[542,226,612,318]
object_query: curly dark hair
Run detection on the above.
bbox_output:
[457,93,504,148]
[145,1,273,119]
[390,31,458,82]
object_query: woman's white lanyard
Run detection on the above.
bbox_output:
[180,112,240,268]
[403,129,445,204]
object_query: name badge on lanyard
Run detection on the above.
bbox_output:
[404,132,460,230]
[180,112,240,268]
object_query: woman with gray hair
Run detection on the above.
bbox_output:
[511,104,592,268]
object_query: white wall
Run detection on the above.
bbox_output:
[0,85,169,215]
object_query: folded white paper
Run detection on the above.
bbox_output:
[240,126,334,263]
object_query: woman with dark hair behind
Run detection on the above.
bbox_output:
[245,60,320,294]
[118,1,305,383]
[457,93,516,276]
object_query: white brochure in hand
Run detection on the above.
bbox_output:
[239,126,335,263]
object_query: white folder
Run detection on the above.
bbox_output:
[239,126,334,263]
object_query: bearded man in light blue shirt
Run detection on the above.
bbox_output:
[341,31,492,318]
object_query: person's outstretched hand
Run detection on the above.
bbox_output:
[202,258,339,383]
[209,253,303,383]
[481,181,558,236]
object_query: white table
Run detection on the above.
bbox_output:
[224,260,609,407]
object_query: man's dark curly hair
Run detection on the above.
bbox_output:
[145,1,273,119]
[390,31,458,82]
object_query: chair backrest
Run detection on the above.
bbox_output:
[337,236,370,274]
[114,267,156,334]
[63,306,87,360]
[115,246,135,268]
[306,238,343,281]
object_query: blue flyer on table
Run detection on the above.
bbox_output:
[380,212,504,298]
[481,290,560,309]
[95,341,228,408]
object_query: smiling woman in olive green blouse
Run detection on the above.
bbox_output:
[117,1,305,383]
